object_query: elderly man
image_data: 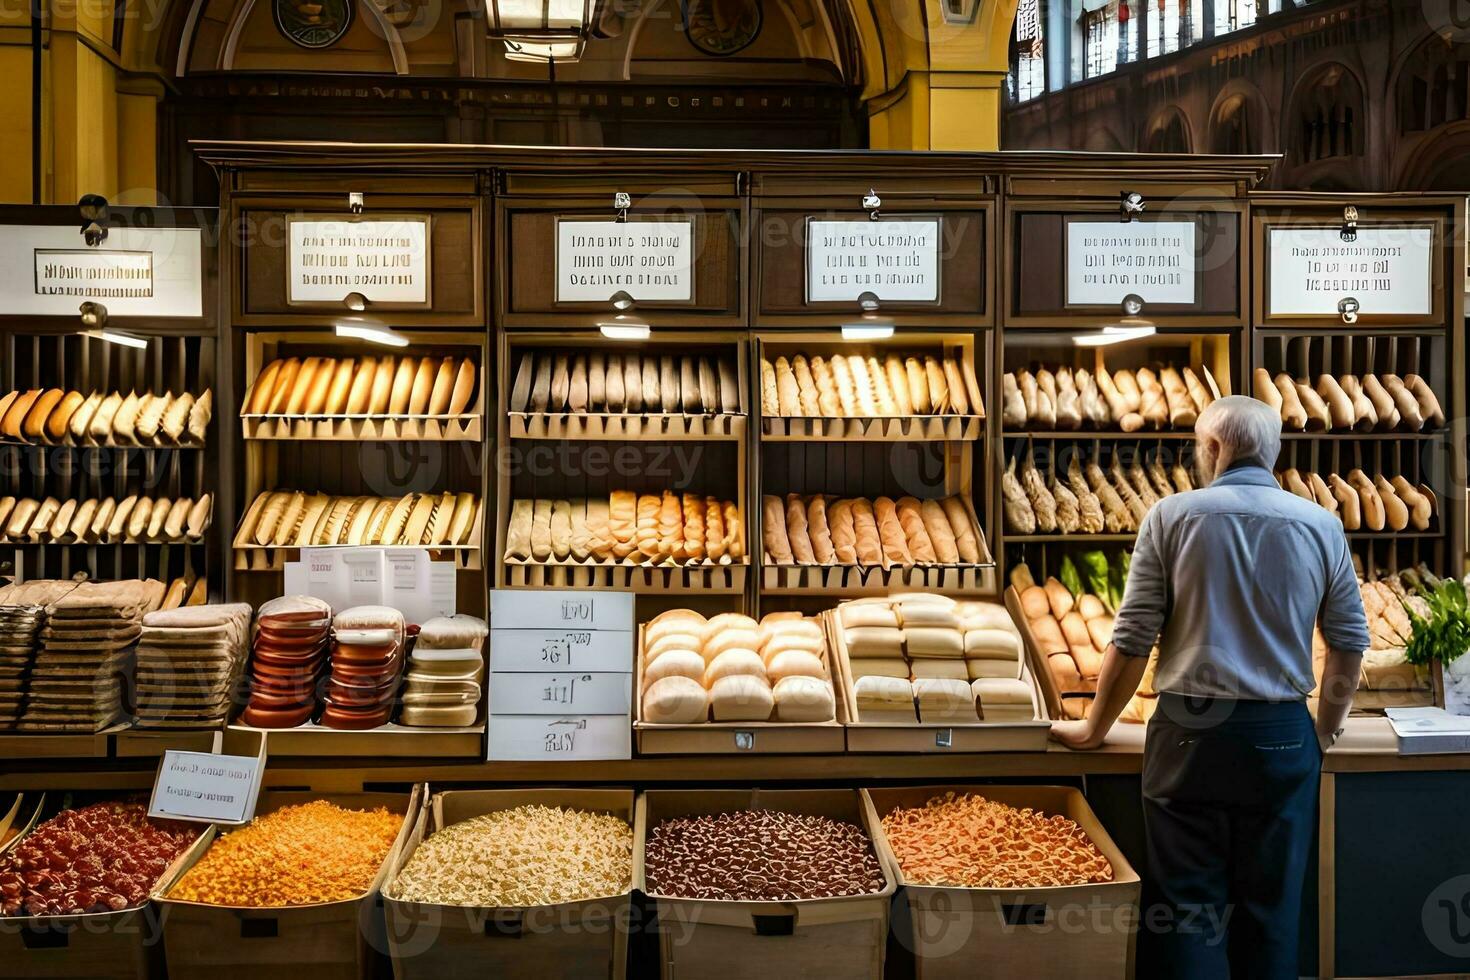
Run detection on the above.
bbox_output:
[1052,396,1369,980]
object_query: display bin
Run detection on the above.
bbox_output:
[0,802,203,980]
[158,787,421,980]
[863,784,1140,980]
[631,622,847,755]
[634,788,895,980]
[821,609,1050,753]
[382,788,633,980]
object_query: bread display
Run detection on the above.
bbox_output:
[243,356,478,418]
[640,610,835,725]
[763,494,979,568]
[512,350,738,415]
[0,495,212,545]
[834,593,1035,724]
[0,388,212,446]
[235,490,480,549]
[1316,564,1436,711]
[506,491,743,566]
[1274,467,1437,532]
[760,353,981,418]
[1002,446,1196,536]
[1253,370,1444,433]
[1003,362,1220,431]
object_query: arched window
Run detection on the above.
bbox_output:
[1010,0,1046,101]
[1289,64,1363,163]
[1397,35,1470,134]
[1143,108,1190,152]
[1209,93,1256,154]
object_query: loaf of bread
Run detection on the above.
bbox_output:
[763,493,981,569]
[236,490,480,551]
[506,492,743,567]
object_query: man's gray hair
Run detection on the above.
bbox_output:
[1196,395,1281,470]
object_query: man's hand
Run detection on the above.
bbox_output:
[1050,720,1106,751]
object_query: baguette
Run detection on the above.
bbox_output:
[604,354,626,412]
[1361,374,1399,430]
[829,355,857,416]
[548,498,572,558]
[717,358,740,415]
[1283,468,1314,501]
[186,494,213,540]
[26,497,58,542]
[57,498,89,542]
[302,357,337,415]
[829,499,857,563]
[760,359,779,416]
[66,392,103,442]
[1273,374,1308,430]
[1182,367,1214,413]
[943,358,971,415]
[1404,374,1444,429]
[1382,374,1424,431]
[659,355,679,413]
[22,389,65,441]
[1159,368,1196,428]
[259,354,303,413]
[895,496,936,563]
[1317,375,1355,430]
[868,356,897,416]
[623,356,643,412]
[5,498,38,539]
[1113,370,1143,412]
[680,357,701,414]
[1374,475,1410,531]
[884,357,912,416]
[161,392,195,443]
[848,356,879,417]
[1390,475,1433,530]
[111,391,142,444]
[369,356,396,414]
[1347,469,1385,531]
[284,358,322,416]
[388,357,418,415]
[924,357,949,414]
[641,358,660,411]
[246,360,283,415]
[920,499,959,563]
[794,356,822,416]
[188,389,213,444]
[448,358,477,415]
[774,357,800,417]
[851,498,882,565]
[807,495,835,564]
[126,497,155,541]
[2,390,41,441]
[1136,369,1168,429]
[345,356,377,414]
[163,497,193,541]
[294,494,330,545]
[426,357,457,415]
[784,494,815,564]
[1294,382,1330,432]
[509,353,535,413]
[586,354,606,411]
[549,354,570,412]
[905,357,931,414]
[447,492,478,546]
[1339,375,1377,431]
[323,359,356,414]
[272,491,307,546]
[940,495,981,563]
[1309,472,1336,513]
[87,497,116,543]
[406,357,438,416]
[505,500,533,559]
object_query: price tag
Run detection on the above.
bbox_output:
[489,628,632,672]
[487,714,631,761]
[148,750,264,825]
[490,590,633,632]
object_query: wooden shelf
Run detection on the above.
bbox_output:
[242,414,481,442]
[1280,430,1444,441]
[761,562,997,596]
[1003,430,1198,440]
[502,558,748,593]
[763,415,983,442]
[234,544,482,571]
[509,412,744,441]
[227,722,484,759]
[1004,534,1138,543]
[0,440,205,450]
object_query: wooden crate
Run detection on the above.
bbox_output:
[632,621,847,755]
[383,788,633,980]
[158,787,422,980]
[865,784,1140,980]
[822,608,1050,754]
[634,788,895,980]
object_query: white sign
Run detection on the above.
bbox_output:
[1267,225,1434,316]
[489,628,633,672]
[487,714,632,761]
[148,750,264,825]
[284,547,457,623]
[490,589,634,632]
[0,225,202,317]
[490,672,632,715]
[1066,220,1197,306]
[288,217,430,306]
[806,218,941,303]
[555,220,693,303]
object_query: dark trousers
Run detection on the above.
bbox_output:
[1139,693,1321,980]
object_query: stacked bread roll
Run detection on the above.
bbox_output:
[837,593,1034,724]
[0,388,212,446]
[1253,370,1443,433]
[1003,363,1219,432]
[640,610,835,725]
[1003,450,1196,535]
[1274,468,1436,532]
[762,494,980,568]
[506,492,744,566]
[401,614,487,728]
[510,351,739,416]
[0,495,213,545]
[239,595,332,729]
[132,603,252,729]
[22,579,165,732]
[1012,567,1157,722]
[323,606,405,731]
[237,491,481,549]
[244,356,478,418]
[760,353,980,418]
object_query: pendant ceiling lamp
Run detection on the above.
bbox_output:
[487,0,595,63]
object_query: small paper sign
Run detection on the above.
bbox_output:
[1267,224,1434,316]
[555,219,693,302]
[148,750,264,825]
[287,216,430,306]
[1066,220,1197,306]
[806,217,941,303]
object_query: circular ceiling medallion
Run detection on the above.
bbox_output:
[681,0,762,57]
[275,0,355,49]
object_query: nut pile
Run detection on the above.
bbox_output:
[643,809,884,901]
[169,800,401,907]
[388,804,632,907]
[0,802,197,916]
[880,792,1113,888]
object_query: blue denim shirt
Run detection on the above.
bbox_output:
[1111,463,1371,701]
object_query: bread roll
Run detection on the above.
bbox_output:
[709,673,774,722]
[806,496,836,564]
[767,649,826,683]
[22,389,64,441]
[187,389,213,444]
[1329,474,1360,530]
[895,496,936,563]
[1383,374,1425,431]
[773,675,834,722]
[643,676,708,724]
[367,356,396,414]
[851,498,882,565]
[186,494,213,540]
[762,495,792,563]
[940,496,981,563]
[703,496,726,561]
[1348,469,1386,530]
[784,494,815,564]
[1404,374,1444,429]
[828,499,857,563]
[704,649,767,687]
[1374,475,1410,531]
[874,496,911,565]
[603,354,625,411]
[840,603,899,630]
[161,392,195,442]
[1316,375,1354,430]
[1361,375,1399,430]
[644,649,705,689]
[407,357,437,415]
[448,358,477,415]
[1,390,40,441]
[681,493,705,561]
[723,500,745,562]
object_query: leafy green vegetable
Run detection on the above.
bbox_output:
[1059,556,1083,597]
[1104,550,1131,612]
[1078,550,1111,610]
[1404,579,1470,668]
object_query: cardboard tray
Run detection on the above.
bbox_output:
[157,786,422,980]
[823,610,1051,753]
[0,796,203,980]
[634,788,895,980]
[632,621,847,755]
[382,788,634,980]
[864,785,1140,980]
